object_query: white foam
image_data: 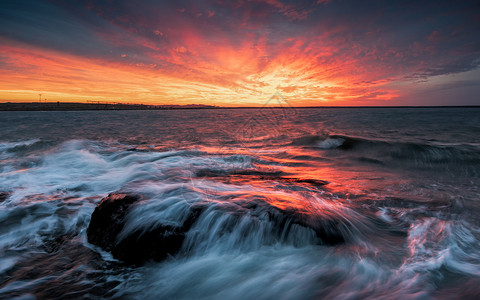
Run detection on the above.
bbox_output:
[317,137,345,149]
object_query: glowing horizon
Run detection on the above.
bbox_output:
[1,1,479,106]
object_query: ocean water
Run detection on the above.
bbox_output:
[0,107,480,299]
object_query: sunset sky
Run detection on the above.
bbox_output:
[1,0,479,106]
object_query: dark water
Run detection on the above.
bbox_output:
[0,108,480,299]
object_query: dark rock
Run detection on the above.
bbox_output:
[274,211,344,245]
[126,148,148,152]
[87,193,140,252]
[0,192,9,203]
[195,169,328,187]
[2,240,117,299]
[87,192,344,266]
[42,234,72,253]
[87,193,203,265]
[112,205,205,265]
[244,199,345,245]
[112,226,186,265]
[280,178,329,187]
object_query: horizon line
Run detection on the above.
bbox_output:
[1,101,479,110]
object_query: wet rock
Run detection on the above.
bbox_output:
[42,235,72,253]
[112,225,186,265]
[195,169,284,178]
[2,240,117,299]
[243,199,345,245]
[276,210,345,245]
[0,192,9,203]
[113,205,204,265]
[87,193,203,265]
[195,169,328,187]
[87,192,344,265]
[281,178,329,187]
[87,193,140,253]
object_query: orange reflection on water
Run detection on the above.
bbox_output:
[189,141,406,218]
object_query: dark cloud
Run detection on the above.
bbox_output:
[2,0,478,77]
[0,0,116,57]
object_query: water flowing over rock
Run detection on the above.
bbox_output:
[87,192,346,265]
[87,193,202,265]
[0,192,9,202]
[87,193,139,253]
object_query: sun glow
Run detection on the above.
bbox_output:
[1,0,478,106]
[0,35,401,106]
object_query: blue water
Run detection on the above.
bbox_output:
[0,108,480,299]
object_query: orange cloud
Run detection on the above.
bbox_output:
[1,0,478,106]
[0,33,402,106]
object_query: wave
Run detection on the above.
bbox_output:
[0,138,43,158]
[1,138,480,298]
[292,134,480,171]
[0,139,41,151]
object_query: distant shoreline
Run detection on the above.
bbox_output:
[0,102,479,111]
[0,102,216,111]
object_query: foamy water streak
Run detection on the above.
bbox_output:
[0,108,479,298]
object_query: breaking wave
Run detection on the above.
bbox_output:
[0,137,479,298]
[291,133,480,175]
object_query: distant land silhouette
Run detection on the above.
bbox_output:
[0,102,216,111]
[1,102,479,111]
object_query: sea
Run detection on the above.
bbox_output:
[0,107,479,299]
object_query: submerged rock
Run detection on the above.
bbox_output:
[87,193,140,253]
[87,192,346,265]
[87,193,202,265]
[274,210,345,245]
[240,198,346,245]
[112,206,204,265]
[0,192,9,203]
